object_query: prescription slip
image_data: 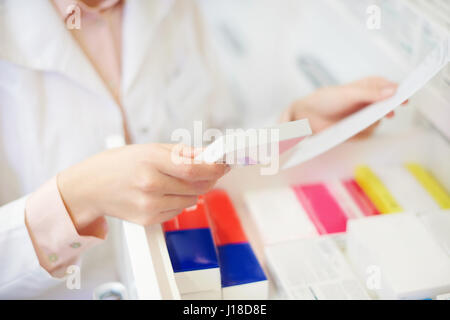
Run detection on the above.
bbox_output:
[283,36,450,169]
[265,237,370,300]
[195,119,312,165]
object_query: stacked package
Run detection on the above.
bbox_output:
[164,191,268,300]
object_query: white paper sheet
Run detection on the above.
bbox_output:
[265,237,371,300]
[282,37,450,169]
[195,119,311,165]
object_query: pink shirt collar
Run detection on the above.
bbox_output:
[52,0,122,17]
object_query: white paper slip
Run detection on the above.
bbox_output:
[195,119,311,165]
[282,36,450,169]
[265,237,371,300]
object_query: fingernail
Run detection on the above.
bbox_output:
[380,87,396,98]
[386,111,395,118]
[380,84,397,98]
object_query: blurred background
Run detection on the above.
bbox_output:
[197,0,449,132]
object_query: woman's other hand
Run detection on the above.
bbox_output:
[281,77,407,137]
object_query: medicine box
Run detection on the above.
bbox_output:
[163,199,221,298]
[292,183,349,234]
[205,189,268,300]
[244,187,318,245]
[347,213,450,299]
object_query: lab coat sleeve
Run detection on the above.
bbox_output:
[0,196,63,299]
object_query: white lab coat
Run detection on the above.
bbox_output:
[0,0,235,299]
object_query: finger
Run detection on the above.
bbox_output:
[159,144,204,159]
[158,195,199,212]
[386,111,395,118]
[143,209,183,225]
[314,77,398,118]
[155,209,184,224]
[353,121,381,139]
[156,147,230,181]
[137,169,216,195]
[279,108,293,123]
[158,173,216,195]
[343,77,398,104]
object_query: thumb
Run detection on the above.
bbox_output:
[342,77,398,105]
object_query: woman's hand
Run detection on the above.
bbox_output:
[281,77,403,137]
[57,144,229,235]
